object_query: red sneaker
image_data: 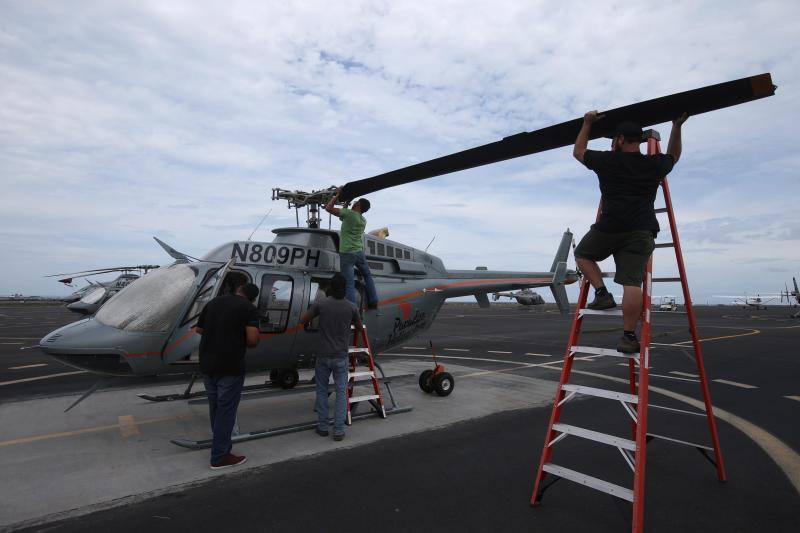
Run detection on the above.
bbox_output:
[210,453,247,470]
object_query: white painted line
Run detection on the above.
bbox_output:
[669,371,699,378]
[487,350,512,354]
[636,372,697,382]
[0,371,87,386]
[444,348,469,352]
[525,353,554,357]
[714,379,758,389]
[9,363,48,370]
[402,347,426,350]
[1,342,24,345]
[784,395,800,402]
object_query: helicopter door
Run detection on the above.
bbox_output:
[254,271,304,368]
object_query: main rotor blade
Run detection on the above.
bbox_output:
[340,73,775,201]
[46,265,160,278]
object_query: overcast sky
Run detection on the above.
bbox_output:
[1,0,798,304]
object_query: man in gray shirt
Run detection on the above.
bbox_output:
[300,273,362,441]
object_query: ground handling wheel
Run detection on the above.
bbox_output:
[432,372,454,397]
[278,369,299,389]
[418,369,434,393]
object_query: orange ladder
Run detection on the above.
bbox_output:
[346,324,387,424]
[530,129,726,532]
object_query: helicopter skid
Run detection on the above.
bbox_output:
[170,405,413,450]
[137,379,312,403]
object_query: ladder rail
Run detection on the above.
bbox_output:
[660,177,727,482]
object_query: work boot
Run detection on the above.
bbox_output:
[587,292,616,310]
[210,453,247,470]
[616,335,640,354]
[315,428,329,437]
[333,433,345,442]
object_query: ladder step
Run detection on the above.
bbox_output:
[348,347,370,354]
[561,384,638,404]
[578,309,623,317]
[652,277,681,282]
[348,371,374,379]
[542,463,633,502]
[571,346,638,359]
[552,423,637,451]
[654,207,668,213]
[349,394,380,403]
[654,242,674,248]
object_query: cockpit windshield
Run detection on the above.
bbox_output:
[81,287,107,304]
[96,264,197,332]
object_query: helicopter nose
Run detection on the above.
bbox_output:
[40,318,154,376]
[65,301,92,315]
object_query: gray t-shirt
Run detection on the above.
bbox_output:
[307,296,360,358]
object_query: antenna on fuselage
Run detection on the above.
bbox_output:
[425,235,436,252]
[247,209,272,241]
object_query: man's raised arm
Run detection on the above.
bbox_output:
[325,188,343,217]
[573,110,604,163]
[667,113,688,164]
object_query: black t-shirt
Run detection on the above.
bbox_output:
[582,150,675,234]
[196,294,260,375]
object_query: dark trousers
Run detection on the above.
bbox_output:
[203,373,245,465]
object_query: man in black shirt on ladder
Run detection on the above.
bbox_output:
[573,110,687,353]
[194,282,260,469]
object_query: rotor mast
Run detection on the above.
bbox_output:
[271,186,339,228]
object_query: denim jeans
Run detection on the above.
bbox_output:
[203,373,245,465]
[315,357,349,435]
[340,251,378,306]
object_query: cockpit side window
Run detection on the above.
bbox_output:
[258,275,293,332]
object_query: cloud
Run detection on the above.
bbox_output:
[1,0,798,302]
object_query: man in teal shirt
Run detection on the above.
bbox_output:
[325,189,379,308]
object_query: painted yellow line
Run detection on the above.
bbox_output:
[714,379,758,389]
[673,329,761,345]
[9,363,48,370]
[0,371,86,386]
[118,415,140,438]
[0,415,179,447]
[784,396,800,402]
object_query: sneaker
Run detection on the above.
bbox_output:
[210,453,247,470]
[333,433,345,442]
[315,428,329,437]
[616,336,640,354]
[587,292,616,310]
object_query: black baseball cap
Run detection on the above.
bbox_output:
[615,121,644,142]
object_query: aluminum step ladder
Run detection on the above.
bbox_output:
[346,324,387,425]
[530,129,727,532]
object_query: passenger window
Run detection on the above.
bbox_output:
[395,248,403,258]
[377,243,385,255]
[367,241,376,255]
[258,275,293,332]
[403,250,411,260]
[386,245,394,257]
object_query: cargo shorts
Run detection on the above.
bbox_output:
[574,229,655,287]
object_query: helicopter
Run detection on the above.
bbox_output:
[47,265,160,315]
[38,73,775,399]
[493,288,545,306]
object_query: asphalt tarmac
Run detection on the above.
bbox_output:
[3,302,799,532]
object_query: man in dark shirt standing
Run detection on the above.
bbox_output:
[573,111,688,353]
[300,273,362,441]
[194,282,260,469]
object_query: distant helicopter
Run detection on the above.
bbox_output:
[39,73,774,403]
[47,265,160,315]
[493,288,545,306]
